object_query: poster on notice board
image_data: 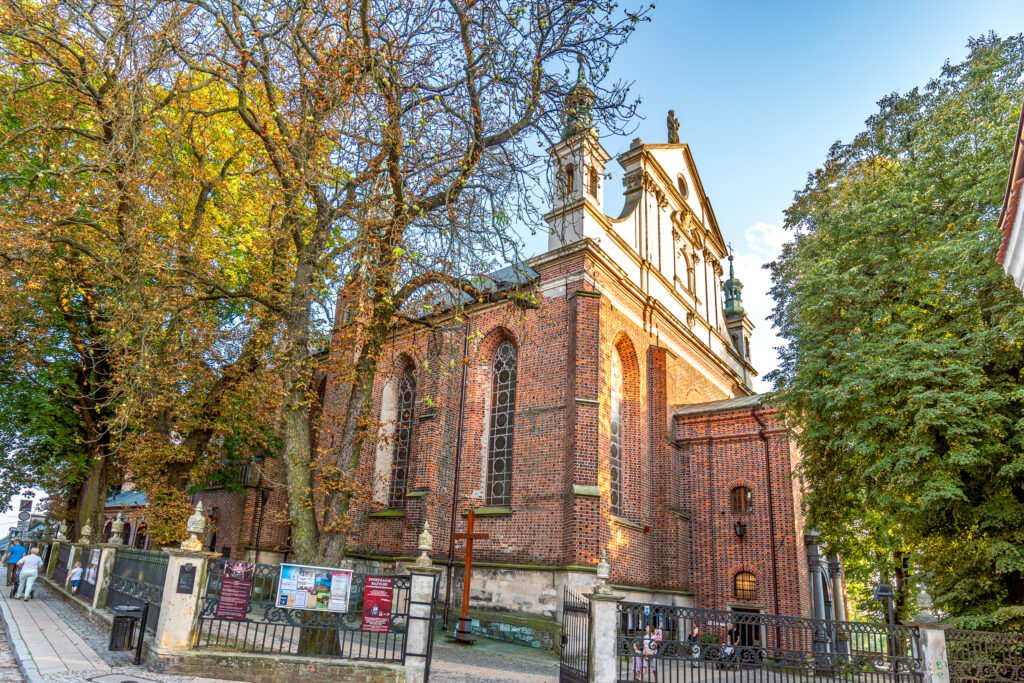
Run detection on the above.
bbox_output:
[276,563,353,613]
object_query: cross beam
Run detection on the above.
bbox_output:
[452,509,489,641]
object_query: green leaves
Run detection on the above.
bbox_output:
[770,33,1024,629]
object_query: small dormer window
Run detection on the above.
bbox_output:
[564,164,575,195]
[589,167,599,197]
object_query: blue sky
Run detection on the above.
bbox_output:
[521,0,1024,390]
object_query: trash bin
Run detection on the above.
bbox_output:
[109,606,143,651]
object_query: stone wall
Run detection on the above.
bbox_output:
[148,650,406,683]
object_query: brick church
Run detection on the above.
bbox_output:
[194,102,834,647]
[312,106,826,640]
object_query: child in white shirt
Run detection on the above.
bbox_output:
[69,561,84,594]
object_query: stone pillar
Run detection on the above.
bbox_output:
[404,568,441,683]
[45,540,60,578]
[151,548,218,656]
[908,589,949,683]
[909,623,949,683]
[93,543,120,609]
[586,590,624,683]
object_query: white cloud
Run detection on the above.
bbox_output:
[730,222,788,392]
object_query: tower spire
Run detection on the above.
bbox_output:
[561,54,595,140]
[723,245,745,319]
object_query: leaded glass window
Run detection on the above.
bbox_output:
[486,341,517,507]
[735,572,757,601]
[610,350,623,516]
[387,369,416,508]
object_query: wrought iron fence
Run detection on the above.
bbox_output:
[616,601,923,683]
[77,546,101,602]
[106,548,168,633]
[560,586,590,683]
[947,629,1024,683]
[195,559,412,664]
[52,544,72,587]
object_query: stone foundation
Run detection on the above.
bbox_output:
[147,649,406,683]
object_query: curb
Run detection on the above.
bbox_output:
[0,591,46,683]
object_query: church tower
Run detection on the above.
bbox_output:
[723,251,755,386]
[544,56,611,251]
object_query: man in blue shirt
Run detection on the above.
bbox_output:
[5,540,26,586]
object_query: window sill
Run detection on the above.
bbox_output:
[369,509,405,518]
[461,507,511,517]
[572,484,600,498]
[611,515,642,531]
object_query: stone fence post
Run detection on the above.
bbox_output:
[586,590,624,683]
[150,547,218,658]
[45,540,60,579]
[93,542,121,609]
[405,522,441,683]
[906,589,950,683]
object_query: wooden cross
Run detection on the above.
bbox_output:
[452,509,489,641]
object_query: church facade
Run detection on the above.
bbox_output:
[314,114,819,643]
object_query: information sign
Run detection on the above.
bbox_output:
[361,576,394,633]
[276,563,353,613]
[214,560,255,621]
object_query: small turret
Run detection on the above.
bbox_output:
[561,55,595,141]
[722,247,755,388]
[723,251,745,320]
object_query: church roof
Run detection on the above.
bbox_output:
[674,393,767,417]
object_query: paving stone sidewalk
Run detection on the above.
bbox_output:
[0,616,24,683]
[430,633,559,683]
[0,583,221,683]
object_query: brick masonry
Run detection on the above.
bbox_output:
[312,239,814,621]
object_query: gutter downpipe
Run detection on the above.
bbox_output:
[443,323,470,630]
[751,407,782,617]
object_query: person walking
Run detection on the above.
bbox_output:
[4,540,25,586]
[15,547,44,601]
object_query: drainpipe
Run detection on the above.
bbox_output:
[751,408,781,617]
[443,323,470,630]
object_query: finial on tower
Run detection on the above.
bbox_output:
[667,109,679,144]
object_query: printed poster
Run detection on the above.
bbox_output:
[276,563,353,613]
[84,548,101,584]
[215,560,255,621]
[361,576,394,633]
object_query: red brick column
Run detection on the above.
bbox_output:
[567,289,601,566]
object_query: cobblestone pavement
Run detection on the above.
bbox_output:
[431,634,558,683]
[0,620,25,683]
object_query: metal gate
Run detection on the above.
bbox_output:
[616,601,924,683]
[560,586,590,683]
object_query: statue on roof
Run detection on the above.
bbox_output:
[667,109,679,144]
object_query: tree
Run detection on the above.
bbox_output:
[0,0,284,541]
[769,33,1024,629]
[172,0,652,564]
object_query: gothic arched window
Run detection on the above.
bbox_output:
[564,164,576,196]
[487,341,518,507]
[610,350,624,516]
[387,368,417,508]
[735,572,757,601]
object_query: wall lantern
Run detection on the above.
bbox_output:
[733,519,748,538]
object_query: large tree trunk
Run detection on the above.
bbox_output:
[74,445,108,542]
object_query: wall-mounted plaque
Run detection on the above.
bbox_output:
[176,563,197,594]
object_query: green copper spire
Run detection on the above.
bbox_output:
[561,54,595,140]
[723,247,745,320]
